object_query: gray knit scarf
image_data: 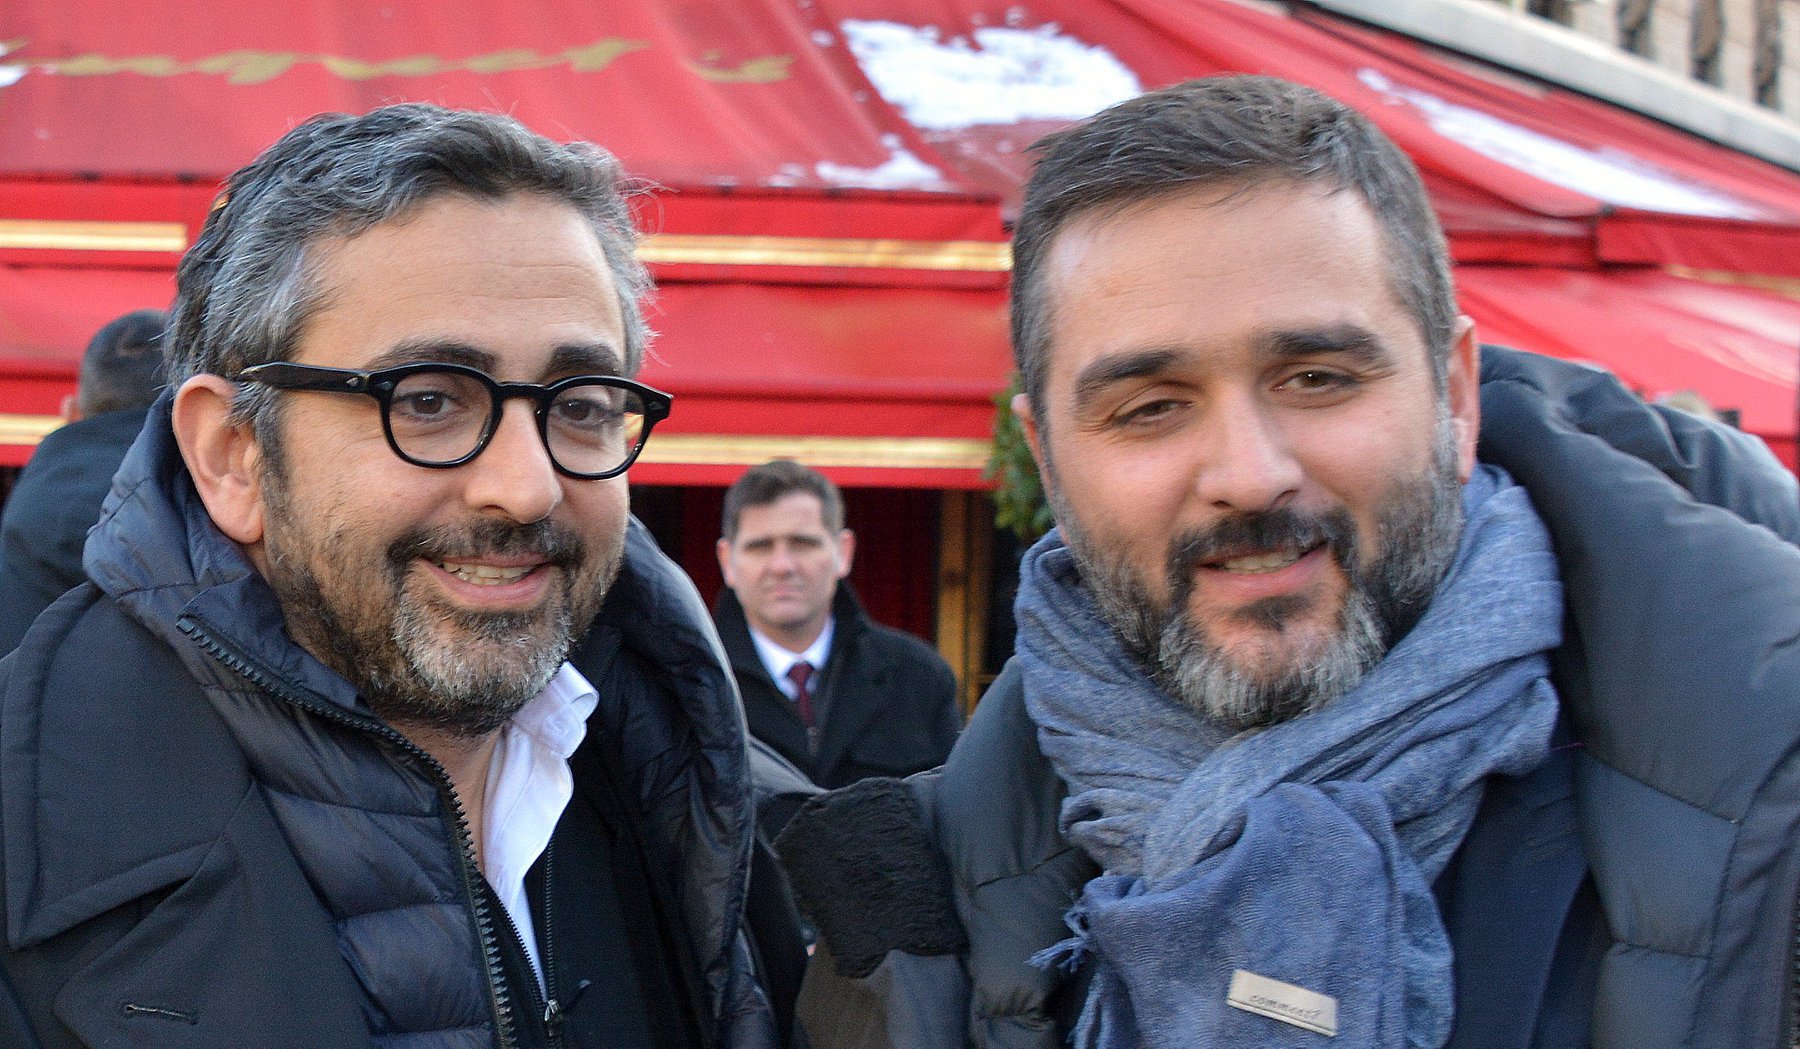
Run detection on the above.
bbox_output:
[1018,466,1562,1049]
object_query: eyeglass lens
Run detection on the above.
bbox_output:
[387,370,648,475]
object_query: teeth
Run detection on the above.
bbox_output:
[1219,550,1304,574]
[439,561,533,585]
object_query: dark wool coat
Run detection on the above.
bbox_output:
[0,406,148,654]
[715,582,960,792]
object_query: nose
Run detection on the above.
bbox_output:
[1192,399,1303,513]
[461,399,563,524]
[767,542,798,574]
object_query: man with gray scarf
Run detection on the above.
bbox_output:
[775,76,1800,1049]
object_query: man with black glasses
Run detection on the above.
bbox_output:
[0,105,790,1049]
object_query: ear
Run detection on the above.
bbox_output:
[833,528,856,579]
[60,392,81,423]
[172,374,268,545]
[1012,392,1045,469]
[716,536,740,591]
[1445,317,1481,483]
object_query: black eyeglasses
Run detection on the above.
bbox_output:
[238,361,672,479]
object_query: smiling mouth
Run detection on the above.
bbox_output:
[1213,544,1320,575]
[436,560,536,586]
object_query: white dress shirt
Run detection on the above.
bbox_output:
[750,617,835,700]
[479,662,599,992]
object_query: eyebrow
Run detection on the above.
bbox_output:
[547,343,624,376]
[362,340,624,378]
[1067,326,1397,409]
[1262,325,1392,368]
[1071,348,1184,407]
[365,340,495,372]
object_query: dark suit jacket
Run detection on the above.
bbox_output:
[0,406,148,654]
[715,582,961,792]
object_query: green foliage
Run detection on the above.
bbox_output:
[985,372,1054,543]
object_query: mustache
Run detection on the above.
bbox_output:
[1168,507,1360,581]
[387,518,587,571]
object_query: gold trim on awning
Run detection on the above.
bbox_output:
[0,413,62,445]
[0,219,189,253]
[0,417,992,472]
[639,233,1013,272]
[0,221,1013,272]
[639,433,993,470]
[1666,265,1800,302]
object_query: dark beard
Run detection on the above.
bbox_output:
[264,512,618,740]
[1057,421,1463,731]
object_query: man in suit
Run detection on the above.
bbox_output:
[714,459,960,793]
[0,308,166,653]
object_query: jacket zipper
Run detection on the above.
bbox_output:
[535,839,584,1046]
[487,873,560,1049]
[177,617,521,1049]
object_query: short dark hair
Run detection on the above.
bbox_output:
[1010,75,1455,413]
[167,102,651,465]
[721,459,845,541]
[78,308,167,417]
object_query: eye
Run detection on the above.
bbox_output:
[1278,369,1355,394]
[395,390,449,417]
[388,371,486,424]
[1113,398,1185,427]
[550,389,624,430]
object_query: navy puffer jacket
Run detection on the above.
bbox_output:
[0,393,778,1049]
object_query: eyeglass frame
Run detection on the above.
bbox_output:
[236,360,673,480]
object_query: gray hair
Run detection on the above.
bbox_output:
[166,102,651,461]
[1011,75,1455,413]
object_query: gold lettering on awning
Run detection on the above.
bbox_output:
[688,54,794,83]
[0,38,663,87]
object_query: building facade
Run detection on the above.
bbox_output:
[1489,0,1796,116]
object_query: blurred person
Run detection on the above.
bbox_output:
[1656,388,1723,422]
[715,459,959,796]
[0,105,794,1049]
[777,76,1800,1049]
[0,308,165,652]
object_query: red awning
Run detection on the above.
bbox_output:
[1457,267,1800,467]
[0,263,1013,481]
[848,0,1800,275]
[1,0,1798,481]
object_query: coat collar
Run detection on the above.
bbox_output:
[713,580,877,684]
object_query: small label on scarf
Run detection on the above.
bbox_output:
[1227,969,1338,1037]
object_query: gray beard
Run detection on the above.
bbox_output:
[261,488,617,741]
[368,589,578,737]
[1054,419,1463,732]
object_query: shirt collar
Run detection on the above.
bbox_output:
[750,617,834,690]
[506,661,600,762]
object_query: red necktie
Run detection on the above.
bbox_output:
[786,661,817,730]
